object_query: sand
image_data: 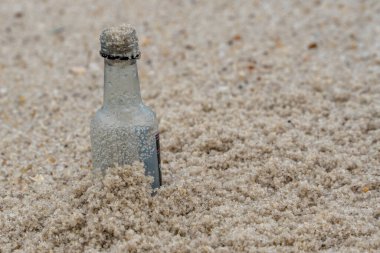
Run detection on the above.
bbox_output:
[1,0,380,252]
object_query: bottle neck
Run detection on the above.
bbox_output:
[103,59,142,108]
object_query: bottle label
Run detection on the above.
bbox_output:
[156,133,162,186]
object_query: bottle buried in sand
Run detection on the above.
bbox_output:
[90,24,162,189]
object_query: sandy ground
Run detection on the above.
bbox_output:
[1,0,380,252]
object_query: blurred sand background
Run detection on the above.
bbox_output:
[1,0,380,252]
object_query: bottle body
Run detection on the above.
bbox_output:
[90,59,161,189]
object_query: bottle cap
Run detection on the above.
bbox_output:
[99,24,141,60]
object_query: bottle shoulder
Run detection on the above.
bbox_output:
[91,103,157,128]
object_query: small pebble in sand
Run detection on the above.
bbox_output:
[308,42,318,49]
[69,66,87,75]
[362,186,369,193]
[17,95,26,106]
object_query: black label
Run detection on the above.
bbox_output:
[156,133,162,186]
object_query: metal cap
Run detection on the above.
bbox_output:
[99,24,141,60]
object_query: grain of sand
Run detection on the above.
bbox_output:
[1,0,380,252]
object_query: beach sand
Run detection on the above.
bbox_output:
[1,0,380,252]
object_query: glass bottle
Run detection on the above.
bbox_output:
[90,24,161,189]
